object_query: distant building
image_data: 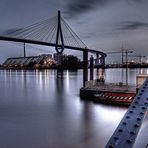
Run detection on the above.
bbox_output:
[3,53,82,69]
[3,54,56,68]
[53,53,64,65]
[53,53,81,69]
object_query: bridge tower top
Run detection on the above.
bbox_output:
[55,10,64,54]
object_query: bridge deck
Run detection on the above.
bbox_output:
[0,36,106,56]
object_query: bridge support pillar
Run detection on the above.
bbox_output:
[57,53,63,67]
[56,53,63,78]
[100,56,105,67]
[90,56,94,81]
[102,56,105,66]
[24,42,26,58]
[96,53,99,65]
[83,50,88,87]
[95,53,100,68]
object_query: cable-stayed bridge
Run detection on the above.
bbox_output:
[0,11,106,57]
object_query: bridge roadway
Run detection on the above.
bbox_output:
[0,35,107,57]
[105,78,148,148]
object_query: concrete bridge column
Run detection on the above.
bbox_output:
[95,53,99,65]
[90,56,94,81]
[99,56,105,67]
[100,56,105,66]
[24,42,26,58]
[56,53,64,78]
[83,50,88,87]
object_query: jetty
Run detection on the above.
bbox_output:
[80,80,136,106]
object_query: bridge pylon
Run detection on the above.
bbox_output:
[55,10,64,54]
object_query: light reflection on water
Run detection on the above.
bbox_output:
[0,69,147,148]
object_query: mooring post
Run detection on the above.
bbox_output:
[90,55,94,81]
[24,42,26,58]
[83,50,88,87]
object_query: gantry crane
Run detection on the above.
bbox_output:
[128,55,145,64]
[106,49,133,64]
[106,49,133,87]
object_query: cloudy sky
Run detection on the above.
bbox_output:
[0,0,148,63]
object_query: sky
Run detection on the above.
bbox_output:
[0,0,148,63]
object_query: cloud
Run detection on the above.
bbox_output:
[118,21,148,30]
[65,0,117,17]
[125,0,148,6]
[126,0,145,4]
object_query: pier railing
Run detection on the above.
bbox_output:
[85,80,97,87]
[85,80,136,91]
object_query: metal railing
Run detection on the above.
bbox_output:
[105,77,148,148]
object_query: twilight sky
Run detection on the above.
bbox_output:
[0,0,148,63]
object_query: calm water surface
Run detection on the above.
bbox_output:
[0,69,147,148]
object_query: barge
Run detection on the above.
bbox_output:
[80,81,136,106]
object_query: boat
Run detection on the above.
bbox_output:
[93,90,135,106]
[80,81,136,106]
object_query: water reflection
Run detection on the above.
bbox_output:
[104,68,141,84]
[0,69,147,148]
[94,105,126,123]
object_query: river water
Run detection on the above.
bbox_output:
[0,69,147,148]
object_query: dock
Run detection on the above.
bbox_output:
[80,81,136,106]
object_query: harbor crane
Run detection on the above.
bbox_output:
[106,49,133,87]
[128,55,145,64]
[106,49,133,64]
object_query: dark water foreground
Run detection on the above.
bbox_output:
[0,69,147,148]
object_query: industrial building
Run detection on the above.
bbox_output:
[3,54,55,68]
